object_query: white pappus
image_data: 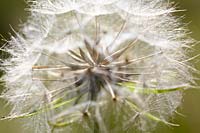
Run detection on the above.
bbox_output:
[0,0,196,133]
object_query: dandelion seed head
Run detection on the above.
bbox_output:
[0,0,195,132]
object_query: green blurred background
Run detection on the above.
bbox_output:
[0,0,200,133]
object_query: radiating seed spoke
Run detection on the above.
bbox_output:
[101,39,138,65]
[110,51,163,66]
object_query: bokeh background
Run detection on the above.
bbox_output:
[0,0,200,133]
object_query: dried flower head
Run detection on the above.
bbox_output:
[0,0,196,133]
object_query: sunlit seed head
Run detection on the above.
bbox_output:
[0,0,196,132]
